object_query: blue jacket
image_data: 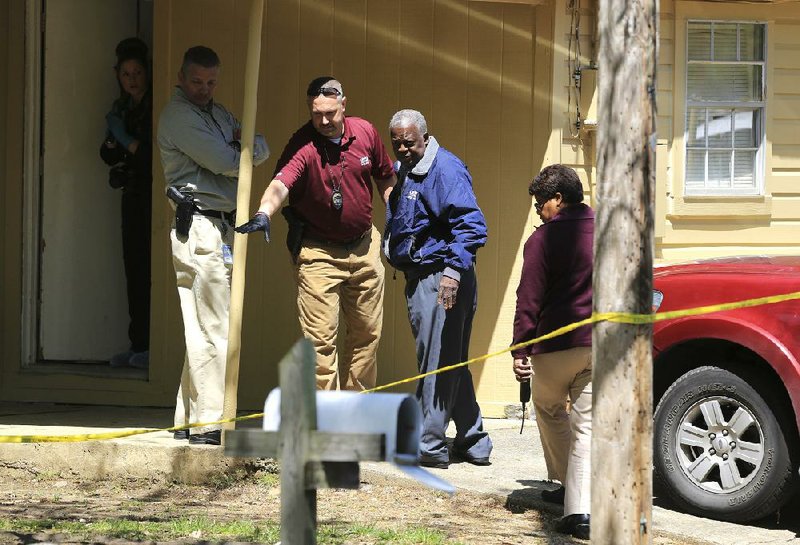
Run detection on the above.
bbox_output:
[383,137,487,280]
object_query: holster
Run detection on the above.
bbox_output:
[166,186,195,239]
[175,200,194,238]
[281,206,306,262]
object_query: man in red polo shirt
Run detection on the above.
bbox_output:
[236,76,395,390]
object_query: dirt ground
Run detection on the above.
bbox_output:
[0,462,711,545]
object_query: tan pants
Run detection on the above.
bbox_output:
[531,346,592,516]
[295,226,384,390]
[171,216,233,434]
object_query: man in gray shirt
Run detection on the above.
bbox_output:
[157,45,269,445]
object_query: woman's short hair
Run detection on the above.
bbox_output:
[528,164,584,203]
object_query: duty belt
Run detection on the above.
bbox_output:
[304,228,371,248]
[195,208,236,224]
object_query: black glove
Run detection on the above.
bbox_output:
[235,211,271,242]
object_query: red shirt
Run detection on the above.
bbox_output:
[273,117,394,241]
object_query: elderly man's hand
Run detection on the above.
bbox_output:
[513,357,532,383]
[437,275,459,310]
[235,212,271,242]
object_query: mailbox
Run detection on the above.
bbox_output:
[262,389,454,494]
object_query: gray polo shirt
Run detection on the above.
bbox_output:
[157,87,269,211]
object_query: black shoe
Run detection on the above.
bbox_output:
[541,485,565,505]
[452,450,491,466]
[188,430,221,445]
[419,455,449,469]
[173,429,189,440]
[556,514,590,540]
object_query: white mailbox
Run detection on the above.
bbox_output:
[263,389,454,494]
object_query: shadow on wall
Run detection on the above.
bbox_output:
[155,0,552,409]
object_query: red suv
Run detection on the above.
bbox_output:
[652,256,800,522]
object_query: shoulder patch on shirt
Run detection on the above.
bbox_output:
[360,156,370,166]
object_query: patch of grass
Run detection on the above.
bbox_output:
[0,516,279,542]
[32,470,61,481]
[319,523,462,545]
[0,517,461,544]
[207,468,250,489]
[207,460,279,490]
[257,471,280,487]
[0,518,59,533]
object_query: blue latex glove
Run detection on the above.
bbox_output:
[235,212,271,243]
[105,112,134,149]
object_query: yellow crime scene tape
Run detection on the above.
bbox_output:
[2,289,799,444]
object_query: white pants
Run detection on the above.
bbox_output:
[531,346,592,516]
[171,216,233,434]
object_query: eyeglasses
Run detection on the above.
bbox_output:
[308,86,341,98]
[534,195,556,212]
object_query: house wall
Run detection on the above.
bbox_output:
[546,0,598,199]
[0,0,553,416]
[4,0,794,416]
[659,1,800,260]
[150,0,553,417]
[550,0,800,262]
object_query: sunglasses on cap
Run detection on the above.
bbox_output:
[308,86,341,98]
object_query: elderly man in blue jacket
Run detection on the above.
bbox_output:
[384,109,492,468]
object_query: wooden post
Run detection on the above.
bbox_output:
[223,339,387,543]
[593,0,658,541]
[280,338,319,545]
[222,0,265,429]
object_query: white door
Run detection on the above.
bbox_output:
[39,0,141,361]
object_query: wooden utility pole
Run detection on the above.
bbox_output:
[223,0,265,429]
[593,0,658,540]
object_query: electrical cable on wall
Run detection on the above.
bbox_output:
[567,0,583,139]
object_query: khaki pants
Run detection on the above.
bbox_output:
[531,346,592,516]
[171,216,233,434]
[295,226,384,390]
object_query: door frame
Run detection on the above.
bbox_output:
[21,0,43,369]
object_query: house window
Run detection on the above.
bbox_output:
[685,21,766,196]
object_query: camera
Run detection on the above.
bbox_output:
[108,164,133,189]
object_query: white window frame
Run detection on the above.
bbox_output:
[684,20,767,197]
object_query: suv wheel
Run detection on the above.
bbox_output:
[653,366,795,521]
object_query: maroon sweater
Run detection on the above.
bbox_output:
[512,203,594,357]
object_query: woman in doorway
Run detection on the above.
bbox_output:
[100,37,152,369]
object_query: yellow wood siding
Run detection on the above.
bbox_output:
[658,2,800,261]
[5,0,795,413]
[546,0,597,203]
[148,0,551,415]
[556,0,800,263]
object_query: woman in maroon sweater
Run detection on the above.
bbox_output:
[512,164,593,540]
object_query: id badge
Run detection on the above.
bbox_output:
[222,244,233,265]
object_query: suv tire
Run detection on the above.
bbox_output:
[653,365,794,521]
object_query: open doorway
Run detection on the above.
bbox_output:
[23,0,154,376]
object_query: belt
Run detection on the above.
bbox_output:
[304,228,371,248]
[195,208,236,224]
